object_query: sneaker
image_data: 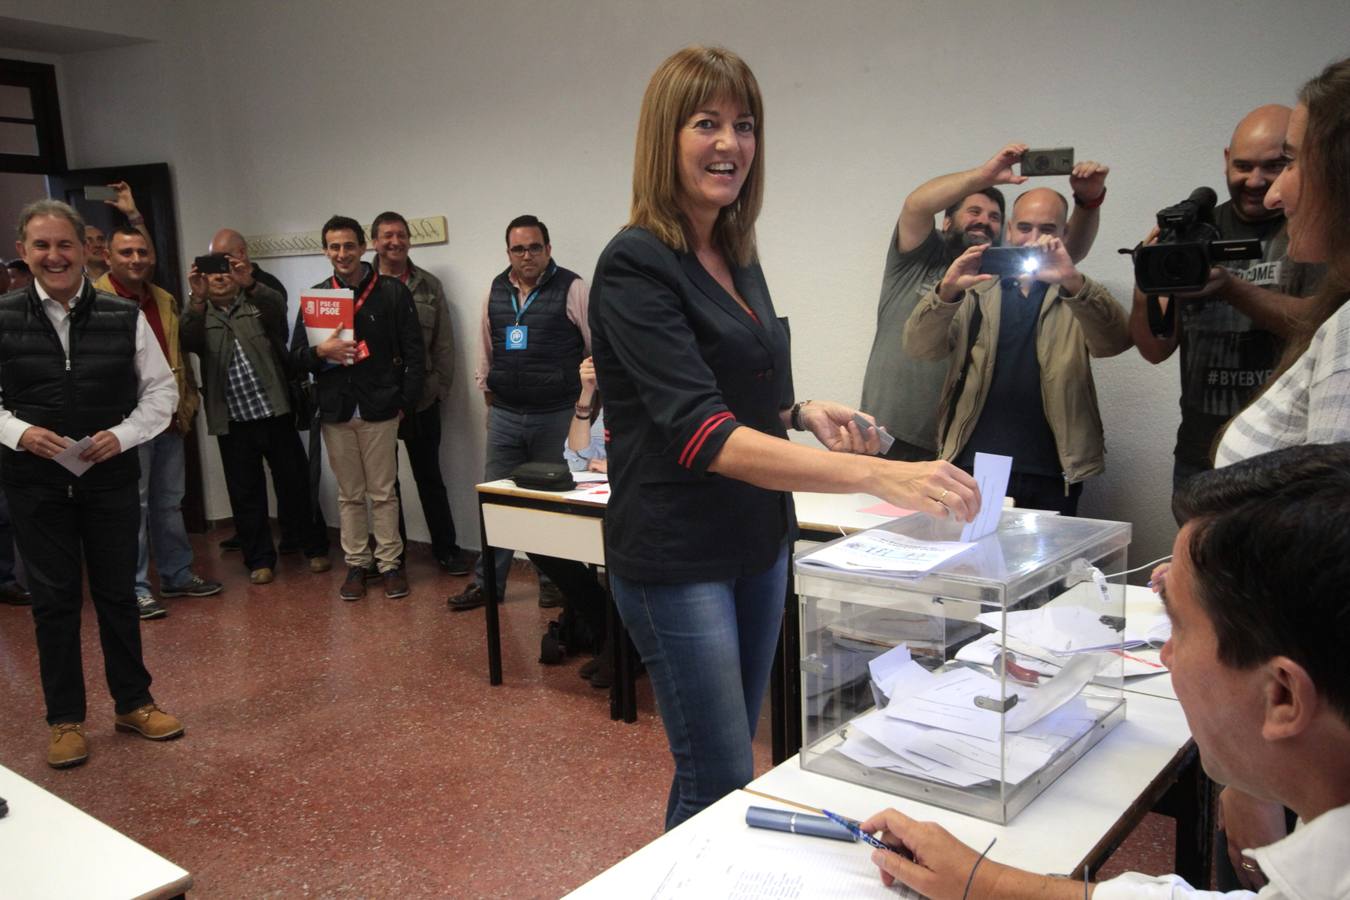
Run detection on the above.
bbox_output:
[219,535,241,552]
[383,568,410,599]
[538,580,564,609]
[308,556,332,574]
[160,574,223,598]
[48,722,88,768]
[0,581,31,606]
[249,567,275,585]
[137,595,168,620]
[340,566,367,601]
[113,703,184,740]
[437,548,474,576]
[447,583,487,612]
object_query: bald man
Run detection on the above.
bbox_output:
[904,188,1131,514]
[210,229,288,315]
[83,225,109,280]
[1130,105,1326,499]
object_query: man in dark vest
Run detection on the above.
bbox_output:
[2,200,183,769]
[448,215,591,611]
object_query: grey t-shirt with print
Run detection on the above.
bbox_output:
[1174,201,1324,466]
[860,227,954,451]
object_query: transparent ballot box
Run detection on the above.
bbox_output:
[795,510,1130,824]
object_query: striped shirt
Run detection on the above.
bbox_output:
[1215,300,1350,466]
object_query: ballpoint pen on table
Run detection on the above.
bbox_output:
[820,809,915,861]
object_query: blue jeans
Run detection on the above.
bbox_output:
[474,405,573,596]
[610,544,788,830]
[136,430,194,596]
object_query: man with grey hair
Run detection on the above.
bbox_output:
[2,199,183,768]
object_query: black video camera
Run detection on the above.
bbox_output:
[1121,187,1262,295]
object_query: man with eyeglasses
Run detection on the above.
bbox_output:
[448,215,591,612]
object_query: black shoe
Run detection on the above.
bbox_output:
[437,548,474,576]
[137,595,168,620]
[447,584,488,612]
[588,654,614,690]
[160,574,223,598]
[578,657,601,680]
[219,535,241,552]
[340,566,367,601]
[383,567,410,599]
[537,581,563,609]
[0,581,31,606]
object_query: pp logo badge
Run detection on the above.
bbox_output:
[506,325,529,350]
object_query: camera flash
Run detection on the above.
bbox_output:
[1022,257,1038,273]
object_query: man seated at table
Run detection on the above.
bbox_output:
[860,442,1350,898]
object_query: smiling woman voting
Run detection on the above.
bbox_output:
[589,45,981,830]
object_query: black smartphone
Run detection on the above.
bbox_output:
[978,246,1042,278]
[193,253,231,275]
[1019,147,1074,176]
[83,185,117,202]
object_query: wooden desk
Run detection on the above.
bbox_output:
[566,692,1200,896]
[0,764,192,899]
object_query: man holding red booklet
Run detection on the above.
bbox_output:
[290,215,424,601]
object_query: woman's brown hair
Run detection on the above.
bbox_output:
[1273,57,1350,369]
[628,46,764,267]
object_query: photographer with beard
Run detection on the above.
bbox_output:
[1129,105,1325,500]
[861,145,1107,461]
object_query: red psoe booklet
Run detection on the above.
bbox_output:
[300,289,366,364]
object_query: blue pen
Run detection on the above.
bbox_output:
[820,809,914,860]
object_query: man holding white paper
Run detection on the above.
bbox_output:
[291,215,424,601]
[1,200,183,769]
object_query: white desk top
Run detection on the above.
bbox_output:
[567,691,1190,897]
[0,764,192,899]
[477,480,905,531]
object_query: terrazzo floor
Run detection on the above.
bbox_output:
[0,527,1178,897]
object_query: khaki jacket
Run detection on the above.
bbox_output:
[94,274,200,433]
[903,275,1131,484]
[404,261,454,412]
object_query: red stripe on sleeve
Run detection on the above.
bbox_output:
[679,411,734,468]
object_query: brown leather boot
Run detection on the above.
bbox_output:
[114,704,184,740]
[48,722,89,768]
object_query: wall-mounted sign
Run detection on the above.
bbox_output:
[248,215,447,259]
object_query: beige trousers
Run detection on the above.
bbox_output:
[321,417,402,571]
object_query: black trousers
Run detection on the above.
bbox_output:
[6,478,152,724]
[218,415,328,571]
[531,554,607,645]
[396,400,461,559]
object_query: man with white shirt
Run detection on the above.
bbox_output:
[858,442,1350,899]
[2,200,184,769]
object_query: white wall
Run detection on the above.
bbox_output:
[15,0,1347,568]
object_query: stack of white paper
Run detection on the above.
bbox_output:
[835,644,1097,788]
[798,529,975,576]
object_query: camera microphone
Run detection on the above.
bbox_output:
[1185,186,1218,219]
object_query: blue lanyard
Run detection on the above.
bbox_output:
[511,286,541,324]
